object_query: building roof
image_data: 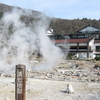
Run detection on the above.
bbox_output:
[77,25,100,34]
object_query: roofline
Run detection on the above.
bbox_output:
[77,24,100,33]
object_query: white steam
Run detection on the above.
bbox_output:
[0,8,64,72]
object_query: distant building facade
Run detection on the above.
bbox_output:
[47,25,100,59]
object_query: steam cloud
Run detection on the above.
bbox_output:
[0,8,64,72]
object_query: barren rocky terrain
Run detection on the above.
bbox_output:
[0,60,100,100]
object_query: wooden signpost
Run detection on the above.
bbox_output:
[15,64,26,100]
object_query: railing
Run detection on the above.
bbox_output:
[69,49,88,51]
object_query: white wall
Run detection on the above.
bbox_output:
[75,52,95,59]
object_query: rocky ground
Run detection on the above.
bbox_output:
[0,60,100,100]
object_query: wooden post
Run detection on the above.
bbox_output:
[77,43,79,51]
[15,64,26,100]
[87,42,89,58]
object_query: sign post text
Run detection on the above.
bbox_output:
[15,64,26,100]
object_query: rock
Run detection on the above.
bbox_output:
[98,72,100,75]
[76,72,82,77]
[4,97,10,100]
[83,73,88,77]
[4,74,11,77]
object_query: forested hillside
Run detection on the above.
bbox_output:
[50,18,100,34]
[0,3,100,35]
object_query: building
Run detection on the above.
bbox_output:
[48,25,100,59]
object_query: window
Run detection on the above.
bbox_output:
[95,34,99,39]
[96,46,100,51]
[94,34,99,39]
[79,46,87,49]
[77,34,85,38]
[96,54,100,57]
[70,46,77,49]
[85,34,88,37]
[73,35,77,38]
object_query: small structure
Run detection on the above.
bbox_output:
[66,84,74,93]
[46,29,54,36]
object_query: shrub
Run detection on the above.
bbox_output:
[95,57,100,61]
[76,61,85,67]
[94,61,100,69]
[67,54,73,59]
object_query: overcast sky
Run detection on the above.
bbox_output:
[0,0,100,20]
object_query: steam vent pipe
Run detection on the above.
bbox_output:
[15,64,26,100]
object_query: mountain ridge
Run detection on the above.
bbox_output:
[0,3,100,34]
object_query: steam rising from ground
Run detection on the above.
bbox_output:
[0,9,64,72]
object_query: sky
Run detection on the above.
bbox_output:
[0,0,100,20]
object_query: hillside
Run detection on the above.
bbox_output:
[50,18,100,34]
[0,3,52,33]
[0,3,42,17]
[0,3,100,34]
